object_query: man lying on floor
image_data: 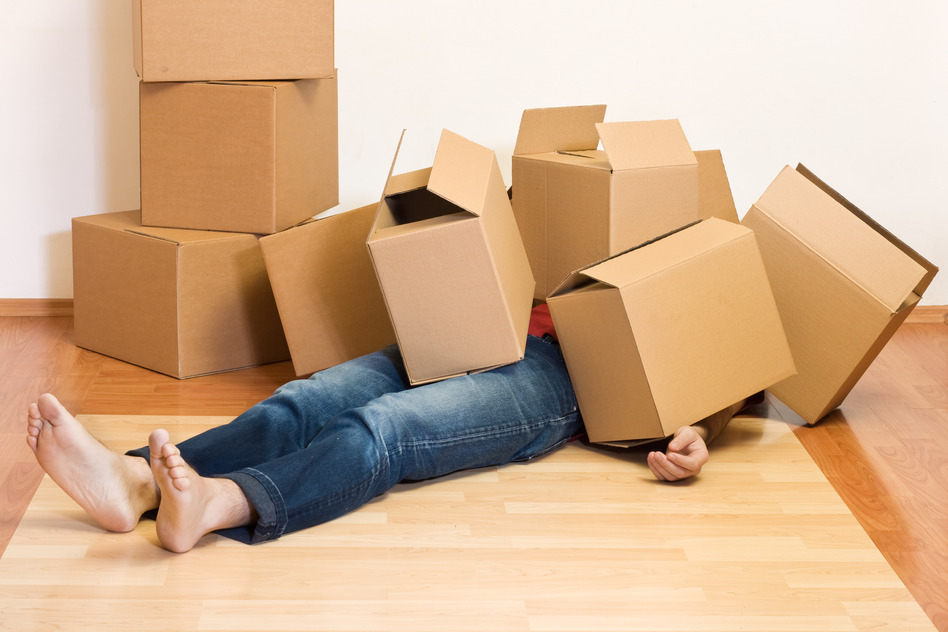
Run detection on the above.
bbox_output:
[26,305,752,553]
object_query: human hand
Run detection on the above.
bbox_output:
[647,425,710,481]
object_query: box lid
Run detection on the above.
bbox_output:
[550,220,714,296]
[589,219,747,287]
[513,105,607,156]
[76,210,242,246]
[595,119,697,172]
[755,166,934,311]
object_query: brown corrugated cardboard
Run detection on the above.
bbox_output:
[72,210,289,379]
[512,105,711,300]
[695,149,739,223]
[547,218,795,444]
[259,204,396,377]
[367,130,536,385]
[132,0,334,82]
[140,76,338,235]
[741,165,938,424]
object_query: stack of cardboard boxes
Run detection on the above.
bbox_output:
[71,5,937,440]
[73,0,337,379]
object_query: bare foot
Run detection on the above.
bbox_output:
[26,393,157,533]
[149,429,254,553]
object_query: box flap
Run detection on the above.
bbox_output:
[795,164,938,297]
[756,166,930,311]
[595,120,696,172]
[548,220,704,296]
[513,105,606,156]
[427,129,496,217]
[583,218,745,288]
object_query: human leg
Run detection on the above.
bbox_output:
[221,335,582,543]
[126,345,411,477]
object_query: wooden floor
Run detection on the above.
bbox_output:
[1,311,946,630]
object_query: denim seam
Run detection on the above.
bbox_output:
[389,410,579,456]
[241,467,289,540]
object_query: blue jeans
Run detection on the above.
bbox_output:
[129,335,582,543]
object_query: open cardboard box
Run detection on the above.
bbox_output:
[140,76,338,235]
[367,130,535,385]
[72,210,289,379]
[548,218,795,444]
[133,0,334,82]
[511,105,739,301]
[742,165,938,424]
[259,204,396,377]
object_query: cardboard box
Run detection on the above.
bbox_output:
[140,77,338,235]
[512,105,714,300]
[547,218,795,444]
[367,130,536,385]
[259,204,396,377]
[741,165,938,424]
[72,210,290,378]
[132,0,334,82]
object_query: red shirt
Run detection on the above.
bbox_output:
[528,303,557,341]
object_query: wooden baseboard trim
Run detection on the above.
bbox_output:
[0,299,74,317]
[906,305,948,325]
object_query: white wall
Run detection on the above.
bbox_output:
[2,1,945,303]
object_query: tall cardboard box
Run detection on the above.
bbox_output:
[548,218,795,444]
[133,0,334,82]
[741,165,938,424]
[367,130,536,385]
[140,77,338,235]
[512,105,708,300]
[72,210,290,378]
[260,204,396,377]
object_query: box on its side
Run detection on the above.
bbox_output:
[742,165,938,424]
[133,0,334,82]
[367,130,536,385]
[72,210,290,379]
[511,105,709,300]
[140,77,338,235]
[259,204,396,377]
[548,218,795,443]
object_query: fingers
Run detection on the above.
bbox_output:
[647,449,708,481]
[647,450,698,481]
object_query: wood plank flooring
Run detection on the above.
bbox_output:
[1,412,937,631]
[1,313,946,630]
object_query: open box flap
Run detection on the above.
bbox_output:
[513,105,606,156]
[427,129,497,218]
[596,119,696,172]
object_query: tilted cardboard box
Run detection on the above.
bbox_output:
[259,204,396,377]
[548,218,795,444]
[742,165,938,424]
[72,210,290,379]
[512,105,717,300]
[367,130,536,385]
[133,0,334,82]
[140,77,338,235]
